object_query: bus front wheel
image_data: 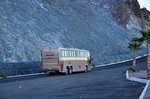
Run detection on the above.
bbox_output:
[85,66,88,72]
[69,66,73,75]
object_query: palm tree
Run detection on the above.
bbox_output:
[128,42,141,68]
[132,29,150,79]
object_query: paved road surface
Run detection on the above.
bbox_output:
[0,57,146,99]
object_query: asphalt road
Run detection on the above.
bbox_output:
[0,57,147,99]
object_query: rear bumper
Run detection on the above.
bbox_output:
[41,67,60,73]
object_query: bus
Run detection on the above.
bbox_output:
[41,47,91,75]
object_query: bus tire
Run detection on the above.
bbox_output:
[69,66,73,75]
[85,66,88,72]
[66,66,69,75]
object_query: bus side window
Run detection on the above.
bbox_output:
[83,51,85,57]
[60,50,62,57]
[80,51,82,57]
[86,51,88,57]
[71,50,73,57]
[77,51,79,57]
[79,51,81,57]
[62,50,65,57]
[68,50,71,57]
[85,51,87,57]
[73,50,75,57]
[64,50,66,57]
[60,50,63,57]
[75,51,78,57]
[66,50,67,57]
[66,50,69,57]
[81,51,83,57]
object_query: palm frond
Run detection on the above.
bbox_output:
[128,42,141,51]
[140,30,150,42]
[131,37,143,43]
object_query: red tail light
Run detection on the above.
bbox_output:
[57,63,61,69]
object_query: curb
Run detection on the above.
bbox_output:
[140,81,150,99]
[126,71,150,99]
[6,73,45,79]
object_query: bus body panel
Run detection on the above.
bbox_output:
[41,47,60,73]
[60,60,89,73]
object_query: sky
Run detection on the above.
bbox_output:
[137,0,150,11]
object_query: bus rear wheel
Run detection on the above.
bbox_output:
[66,66,70,75]
[66,66,73,75]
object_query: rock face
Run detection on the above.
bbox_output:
[141,8,150,21]
[115,0,150,30]
[0,0,146,65]
[140,8,150,29]
[114,0,141,27]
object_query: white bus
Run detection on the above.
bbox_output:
[41,47,91,75]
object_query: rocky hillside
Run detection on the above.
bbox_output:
[140,8,150,29]
[0,0,148,65]
[114,0,141,29]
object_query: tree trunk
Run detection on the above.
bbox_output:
[133,50,136,68]
[147,43,150,79]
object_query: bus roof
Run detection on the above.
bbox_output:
[59,47,89,52]
[42,47,89,52]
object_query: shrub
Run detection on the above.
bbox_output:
[128,67,136,72]
[92,64,95,67]
[0,72,7,78]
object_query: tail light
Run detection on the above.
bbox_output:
[57,63,61,69]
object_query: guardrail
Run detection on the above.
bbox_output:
[95,54,147,68]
